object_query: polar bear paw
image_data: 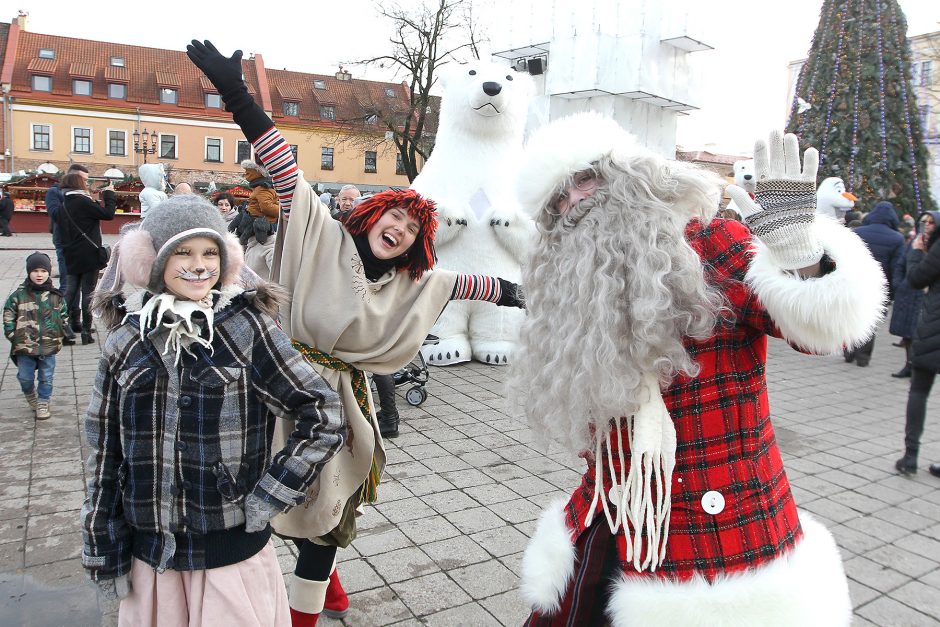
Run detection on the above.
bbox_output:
[421,336,471,366]
[471,341,515,366]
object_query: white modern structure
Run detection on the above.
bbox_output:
[489,0,713,157]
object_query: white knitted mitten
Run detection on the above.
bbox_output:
[96,573,132,601]
[727,131,822,270]
[244,493,281,533]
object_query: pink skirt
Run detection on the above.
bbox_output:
[118,541,290,627]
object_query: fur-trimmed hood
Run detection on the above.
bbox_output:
[517,112,648,216]
[241,159,270,178]
[94,271,288,330]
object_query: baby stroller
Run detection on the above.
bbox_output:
[393,334,438,406]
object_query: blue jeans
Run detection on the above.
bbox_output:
[16,355,56,401]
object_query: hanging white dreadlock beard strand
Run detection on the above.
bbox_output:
[125,292,217,365]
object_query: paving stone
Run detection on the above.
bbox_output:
[27,490,86,516]
[0,518,26,544]
[469,525,529,558]
[447,559,519,599]
[422,535,491,570]
[438,468,494,489]
[487,499,544,525]
[867,544,938,579]
[343,585,414,625]
[423,601,501,626]
[368,546,440,584]
[844,555,911,591]
[26,511,78,540]
[24,532,82,566]
[375,496,438,524]
[353,528,413,557]
[445,507,506,535]
[464,484,521,506]
[392,572,471,616]
[397,473,455,497]
[479,587,532,626]
[398,515,463,545]
[856,595,938,626]
[421,489,481,514]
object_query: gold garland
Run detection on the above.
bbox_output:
[291,339,380,504]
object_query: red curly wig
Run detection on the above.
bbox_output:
[343,188,439,280]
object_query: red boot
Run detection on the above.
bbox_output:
[322,569,349,619]
[289,607,319,627]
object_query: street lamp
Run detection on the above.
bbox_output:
[133,128,159,163]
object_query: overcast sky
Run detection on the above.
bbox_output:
[12,1,939,155]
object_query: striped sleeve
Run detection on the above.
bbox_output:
[450,274,503,303]
[252,126,300,218]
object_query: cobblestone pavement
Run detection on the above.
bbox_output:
[1,232,939,626]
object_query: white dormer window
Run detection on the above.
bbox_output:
[385,87,395,97]
[110,56,125,67]
[314,79,326,89]
[39,48,55,59]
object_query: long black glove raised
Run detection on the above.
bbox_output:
[186,39,272,142]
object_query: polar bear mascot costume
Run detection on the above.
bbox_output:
[411,60,535,366]
[138,163,168,219]
[725,159,755,218]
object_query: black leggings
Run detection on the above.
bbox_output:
[64,271,98,332]
[904,367,937,452]
[291,538,337,581]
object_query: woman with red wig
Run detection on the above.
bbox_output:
[188,41,523,626]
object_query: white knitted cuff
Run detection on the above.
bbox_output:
[761,230,825,271]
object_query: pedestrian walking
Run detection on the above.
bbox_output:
[80,195,346,626]
[889,213,935,378]
[3,252,73,420]
[894,209,940,477]
[0,189,14,236]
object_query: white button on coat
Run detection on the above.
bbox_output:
[701,490,725,515]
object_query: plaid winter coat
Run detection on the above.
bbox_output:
[3,281,69,357]
[563,218,801,581]
[80,285,345,581]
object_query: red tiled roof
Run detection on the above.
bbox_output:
[199,76,216,92]
[68,62,95,78]
[155,71,180,87]
[26,57,55,73]
[103,65,128,81]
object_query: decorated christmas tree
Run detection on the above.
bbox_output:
[786,0,936,215]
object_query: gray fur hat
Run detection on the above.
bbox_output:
[119,195,244,293]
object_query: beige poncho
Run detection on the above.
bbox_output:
[269,175,456,539]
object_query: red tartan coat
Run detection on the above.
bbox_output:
[563,217,802,581]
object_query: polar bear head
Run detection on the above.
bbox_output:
[437,60,533,139]
[139,163,166,191]
[732,159,755,194]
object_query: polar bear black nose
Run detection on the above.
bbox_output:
[743,174,752,180]
[482,82,502,96]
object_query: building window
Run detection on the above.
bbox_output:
[32,75,52,92]
[73,128,92,154]
[385,87,396,97]
[313,79,326,89]
[39,48,55,59]
[108,130,127,156]
[31,124,51,151]
[922,61,933,87]
[290,145,299,160]
[920,105,931,132]
[205,93,222,108]
[321,147,334,170]
[283,101,300,117]
[108,83,127,99]
[236,140,252,163]
[110,56,125,67]
[205,138,222,162]
[320,105,336,120]
[73,79,92,96]
[160,88,178,105]
[365,151,377,173]
[159,134,177,159]
[366,114,378,125]
[396,153,406,176]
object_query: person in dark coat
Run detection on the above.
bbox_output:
[846,201,905,366]
[889,212,937,377]
[895,210,940,477]
[56,172,116,344]
[0,190,14,236]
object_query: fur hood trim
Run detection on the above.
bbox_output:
[517,112,647,216]
[746,216,887,354]
[520,500,577,615]
[241,159,270,177]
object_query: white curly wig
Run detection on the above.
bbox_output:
[507,113,725,452]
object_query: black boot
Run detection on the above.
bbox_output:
[843,349,855,363]
[377,410,399,438]
[895,449,918,475]
[81,332,94,345]
[929,463,940,478]
[892,345,912,378]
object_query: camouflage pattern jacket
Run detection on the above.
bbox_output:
[3,281,70,357]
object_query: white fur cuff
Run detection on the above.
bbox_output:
[746,216,886,354]
[520,499,577,615]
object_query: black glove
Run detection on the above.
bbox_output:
[186,40,272,141]
[186,40,245,98]
[497,278,525,309]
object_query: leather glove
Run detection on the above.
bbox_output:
[96,574,132,602]
[497,278,525,309]
[186,40,245,98]
[244,493,281,533]
[726,131,823,270]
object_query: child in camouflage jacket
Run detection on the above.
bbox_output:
[3,252,72,420]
